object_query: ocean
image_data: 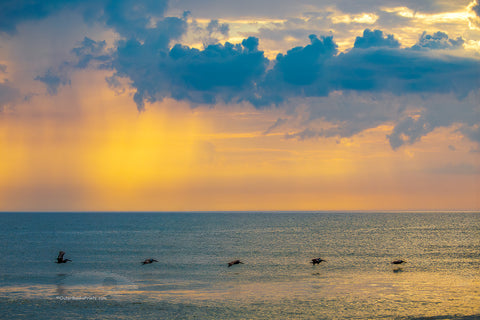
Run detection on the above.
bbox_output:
[0,211,479,319]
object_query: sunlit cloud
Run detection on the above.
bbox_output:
[331,13,378,25]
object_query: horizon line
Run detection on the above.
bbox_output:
[1,210,479,214]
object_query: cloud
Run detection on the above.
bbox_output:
[34,68,71,95]
[284,128,320,140]
[250,32,479,108]
[132,31,477,111]
[32,37,111,95]
[263,118,288,135]
[387,116,433,149]
[251,35,337,106]
[2,0,478,151]
[206,19,229,37]
[50,27,480,147]
[101,0,169,39]
[353,29,400,49]
[469,0,480,28]
[411,31,464,51]
[271,34,337,86]
[183,17,231,48]
[71,37,111,69]
[32,12,187,101]
[329,47,479,98]
[0,0,169,37]
[472,0,480,17]
[387,94,479,149]
[0,0,71,35]
[111,35,267,110]
[305,92,400,138]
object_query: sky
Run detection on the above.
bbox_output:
[0,0,479,211]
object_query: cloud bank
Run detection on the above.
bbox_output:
[55,29,480,149]
[2,0,480,150]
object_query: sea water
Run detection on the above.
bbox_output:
[0,212,479,319]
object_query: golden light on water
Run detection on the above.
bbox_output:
[1,270,478,318]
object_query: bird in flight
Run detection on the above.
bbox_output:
[56,251,71,263]
[311,258,326,265]
[228,260,243,267]
[142,258,158,265]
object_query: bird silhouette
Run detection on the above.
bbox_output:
[311,258,326,265]
[142,258,158,265]
[228,260,243,267]
[56,251,71,263]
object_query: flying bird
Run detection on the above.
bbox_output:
[311,258,326,265]
[142,258,158,265]
[228,260,243,267]
[56,251,71,263]
[391,259,407,265]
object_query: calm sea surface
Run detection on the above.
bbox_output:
[0,212,479,319]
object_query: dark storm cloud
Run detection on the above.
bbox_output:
[250,31,477,148]
[250,35,337,107]
[134,32,477,109]
[272,35,337,86]
[329,47,479,97]
[49,27,480,147]
[5,1,476,110]
[2,0,478,150]
[250,32,479,107]
[110,35,267,110]
[29,0,187,102]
